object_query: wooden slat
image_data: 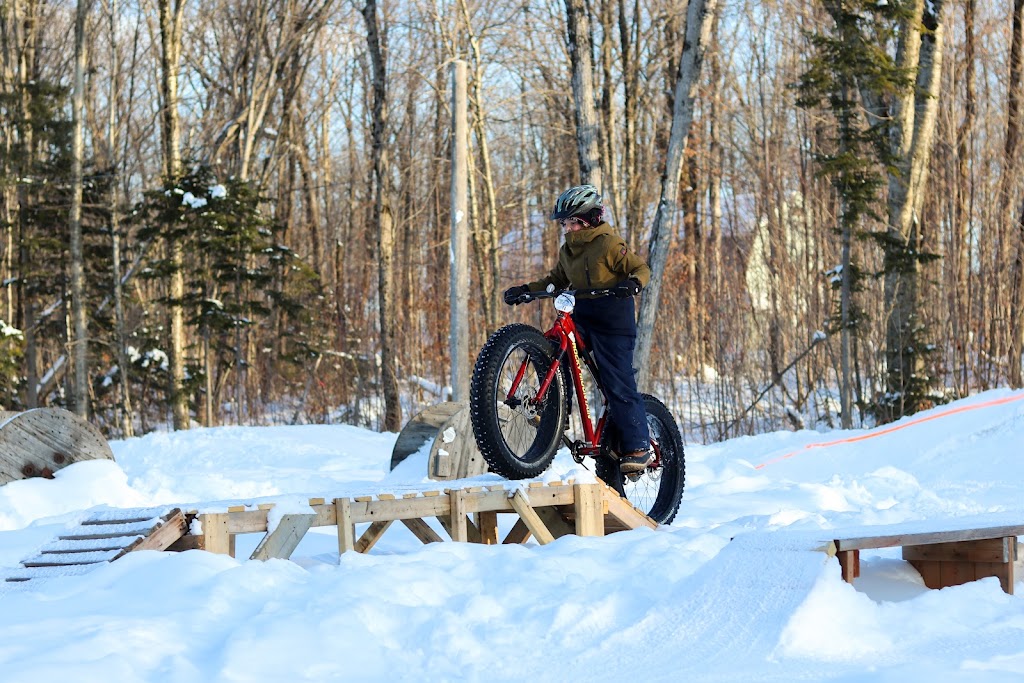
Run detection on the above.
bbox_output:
[249,513,316,561]
[508,490,555,545]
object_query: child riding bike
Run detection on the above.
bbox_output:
[502,184,653,473]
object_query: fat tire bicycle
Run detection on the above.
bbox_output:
[468,287,685,524]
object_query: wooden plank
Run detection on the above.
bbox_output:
[535,506,574,539]
[335,498,356,555]
[167,534,204,551]
[201,513,233,557]
[835,525,1024,551]
[476,512,499,545]
[838,549,860,582]
[509,490,555,545]
[438,514,482,543]
[348,496,452,523]
[112,509,187,559]
[503,518,531,544]
[354,520,393,553]
[939,560,975,589]
[249,513,316,561]
[909,559,942,589]
[573,483,604,537]
[602,490,658,531]
[401,518,444,544]
[901,538,1012,563]
[224,510,270,535]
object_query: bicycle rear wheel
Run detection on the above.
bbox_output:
[470,323,568,479]
[596,394,685,524]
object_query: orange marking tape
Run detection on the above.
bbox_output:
[753,391,1024,470]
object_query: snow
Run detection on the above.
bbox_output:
[0,389,1022,680]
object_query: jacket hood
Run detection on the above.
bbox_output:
[564,223,615,253]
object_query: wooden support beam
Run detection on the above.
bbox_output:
[837,549,860,582]
[249,513,316,561]
[401,518,443,544]
[509,490,555,545]
[503,518,531,544]
[573,484,604,537]
[535,506,575,539]
[476,512,499,545]
[335,498,355,556]
[114,509,187,558]
[355,520,393,553]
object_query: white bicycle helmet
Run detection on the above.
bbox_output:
[550,184,603,220]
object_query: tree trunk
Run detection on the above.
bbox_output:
[363,0,401,432]
[563,0,602,188]
[953,0,975,395]
[635,0,718,389]
[158,0,189,429]
[879,0,946,417]
[1006,0,1024,386]
[69,0,92,419]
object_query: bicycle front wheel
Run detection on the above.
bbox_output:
[470,323,568,479]
[596,394,685,524]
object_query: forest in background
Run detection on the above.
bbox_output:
[1,0,1022,443]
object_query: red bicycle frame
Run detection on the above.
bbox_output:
[503,306,607,459]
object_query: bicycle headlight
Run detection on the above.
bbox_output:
[554,292,576,313]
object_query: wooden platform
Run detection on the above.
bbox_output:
[4,480,657,581]
[189,480,656,559]
[829,524,1023,594]
[5,508,187,582]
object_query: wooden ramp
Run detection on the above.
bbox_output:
[190,480,656,559]
[2,480,656,581]
[4,508,187,582]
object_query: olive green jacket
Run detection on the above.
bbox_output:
[526,223,651,294]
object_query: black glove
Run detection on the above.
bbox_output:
[503,284,530,305]
[613,277,642,298]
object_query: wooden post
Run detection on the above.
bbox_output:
[573,483,604,537]
[335,498,355,556]
[448,488,469,542]
[450,59,470,402]
[201,513,233,557]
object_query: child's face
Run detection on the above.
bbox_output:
[559,217,588,233]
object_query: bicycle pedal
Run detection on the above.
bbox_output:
[625,470,644,482]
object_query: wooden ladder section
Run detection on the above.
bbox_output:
[5,508,187,582]
[188,480,656,560]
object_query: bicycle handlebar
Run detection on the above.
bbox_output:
[514,287,615,304]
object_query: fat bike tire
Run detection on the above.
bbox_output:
[469,323,568,479]
[596,394,685,525]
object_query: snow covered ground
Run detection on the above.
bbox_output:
[0,389,1022,681]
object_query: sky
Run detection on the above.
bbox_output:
[0,388,1021,681]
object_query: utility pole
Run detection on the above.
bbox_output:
[450,60,470,402]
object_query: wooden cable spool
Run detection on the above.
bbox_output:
[0,408,114,485]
